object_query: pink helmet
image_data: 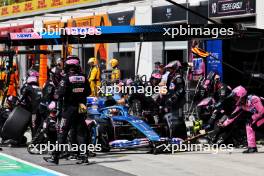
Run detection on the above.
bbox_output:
[28,70,39,77]
[64,56,81,73]
[126,79,133,86]
[232,86,247,105]
[151,72,162,79]
[27,76,38,84]
[48,101,56,111]
[232,86,247,98]
[65,59,79,65]
[66,55,80,64]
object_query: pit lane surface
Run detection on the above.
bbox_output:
[1,147,264,176]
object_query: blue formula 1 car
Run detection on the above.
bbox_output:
[86,97,182,154]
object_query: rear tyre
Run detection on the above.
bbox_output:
[98,125,111,152]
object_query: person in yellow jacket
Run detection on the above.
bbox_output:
[110,58,121,83]
[88,57,101,97]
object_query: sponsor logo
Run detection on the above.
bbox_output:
[10,33,42,40]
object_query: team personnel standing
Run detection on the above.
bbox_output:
[88,57,101,97]
[19,76,42,136]
[0,66,6,100]
[164,60,187,139]
[44,56,90,164]
[159,64,169,86]
[41,67,63,105]
[7,64,19,97]
[39,67,63,121]
[110,58,121,83]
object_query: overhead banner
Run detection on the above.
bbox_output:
[0,24,33,37]
[209,0,256,18]
[0,0,97,17]
[205,40,223,80]
[108,11,135,26]
[152,4,187,23]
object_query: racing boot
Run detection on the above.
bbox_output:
[88,151,96,157]
[3,139,19,147]
[67,154,78,161]
[242,147,258,154]
[76,155,90,165]
[60,152,71,160]
[0,147,2,151]
[43,155,59,165]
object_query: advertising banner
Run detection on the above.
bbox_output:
[0,24,33,37]
[10,32,42,40]
[193,58,205,76]
[67,16,95,27]
[205,40,223,80]
[0,0,97,17]
[152,4,187,23]
[108,10,135,26]
[209,0,256,18]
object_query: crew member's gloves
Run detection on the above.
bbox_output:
[193,120,203,133]
[78,103,87,114]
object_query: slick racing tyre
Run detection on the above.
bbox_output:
[98,125,111,152]
[1,106,31,141]
[165,113,187,140]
